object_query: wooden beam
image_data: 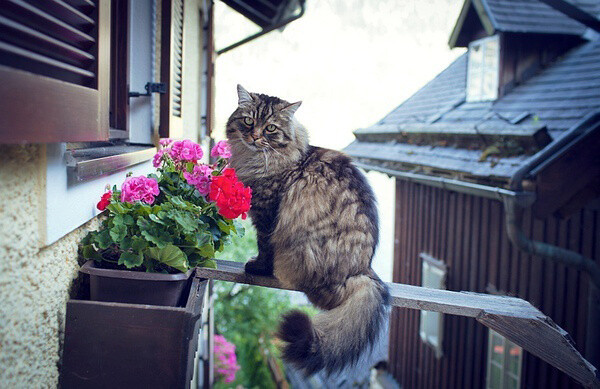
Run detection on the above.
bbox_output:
[197,259,600,389]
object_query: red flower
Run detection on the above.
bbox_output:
[97,191,112,211]
[209,168,252,220]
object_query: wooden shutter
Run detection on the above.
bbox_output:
[0,0,110,143]
[160,0,184,139]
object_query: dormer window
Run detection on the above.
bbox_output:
[466,35,499,102]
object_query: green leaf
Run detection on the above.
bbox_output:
[119,251,143,268]
[232,219,245,237]
[145,245,189,272]
[116,214,134,225]
[109,224,127,243]
[138,218,172,248]
[136,204,153,216]
[217,219,233,234]
[82,231,95,245]
[169,195,188,208]
[120,237,132,250]
[81,245,104,261]
[149,214,166,225]
[95,229,113,249]
[197,242,215,258]
[107,202,128,214]
[198,258,217,269]
[195,231,211,247]
[131,236,148,252]
[168,210,197,233]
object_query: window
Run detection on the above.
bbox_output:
[419,253,447,358]
[486,329,523,389]
[467,35,499,102]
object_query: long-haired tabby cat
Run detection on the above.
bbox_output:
[226,85,389,375]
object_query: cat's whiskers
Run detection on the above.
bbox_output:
[266,143,283,157]
[261,147,270,176]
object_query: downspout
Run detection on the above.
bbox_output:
[504,110,600,368]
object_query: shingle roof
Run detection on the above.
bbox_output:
[345,39,600,184]
[485,0,589,36]
[449,0,600,47]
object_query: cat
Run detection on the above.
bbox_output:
[226,85,389,375]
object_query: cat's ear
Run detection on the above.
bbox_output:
[283,101,302,116]
[237,84,253,106]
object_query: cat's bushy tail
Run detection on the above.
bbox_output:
[277,273,390,375]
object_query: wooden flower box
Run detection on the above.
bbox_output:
[60,275,207,389]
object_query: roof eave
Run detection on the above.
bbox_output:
[448,0,496,48]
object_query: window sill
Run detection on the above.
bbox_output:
[66,145,156,182]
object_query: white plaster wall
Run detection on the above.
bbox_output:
[0,145,99,387]
[213,0,465,282]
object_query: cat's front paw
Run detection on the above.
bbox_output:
[244,257,273,276]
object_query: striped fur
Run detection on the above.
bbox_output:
[226,85,390,375]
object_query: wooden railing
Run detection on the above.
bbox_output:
[197,259,600,389]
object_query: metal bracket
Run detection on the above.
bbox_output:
[129,82,166,98]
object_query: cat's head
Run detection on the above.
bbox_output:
[226,85,307,154]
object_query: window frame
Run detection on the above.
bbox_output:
[486,329,523,389]
[419,252,447,358]
[466,34,500,102]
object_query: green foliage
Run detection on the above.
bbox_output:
[80,155,245,274]
[213,221,297,389]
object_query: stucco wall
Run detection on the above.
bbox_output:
[0,144,98,387]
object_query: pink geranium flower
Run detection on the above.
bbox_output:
[159,138,173,147]
[152,149,166,168]
[211,140,232,159]
[121,176,160,204]
[184,165,213,196]
[169,140,203,162]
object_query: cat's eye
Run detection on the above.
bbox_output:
[243,117,254,126]
[265,124,277,133]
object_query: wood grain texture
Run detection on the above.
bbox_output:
[196,259,599,388]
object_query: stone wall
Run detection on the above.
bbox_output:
[0,145,98,387]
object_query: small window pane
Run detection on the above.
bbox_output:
[507,341,522,375]
[507,376,519,389]
[420,254,446,357]
[489,364,503,389]
[487,330,522,389]
[467,35,499,101]
[491,333,504,364]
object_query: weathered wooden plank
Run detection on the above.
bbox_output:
[196,259,600,389]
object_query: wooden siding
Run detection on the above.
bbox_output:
[389,179,599,389]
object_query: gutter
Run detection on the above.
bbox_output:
[503,110,600,287]
[353,162,535,207]
[217,0,306,55]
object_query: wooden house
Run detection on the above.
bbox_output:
[345,0,600,388]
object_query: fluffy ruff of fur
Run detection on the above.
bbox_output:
[227,85,390,376]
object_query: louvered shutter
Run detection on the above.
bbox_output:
[0,0,110,143]
[159,0,183,138]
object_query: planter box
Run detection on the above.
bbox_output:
[79,260,195,306]
[60,275,207,389]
